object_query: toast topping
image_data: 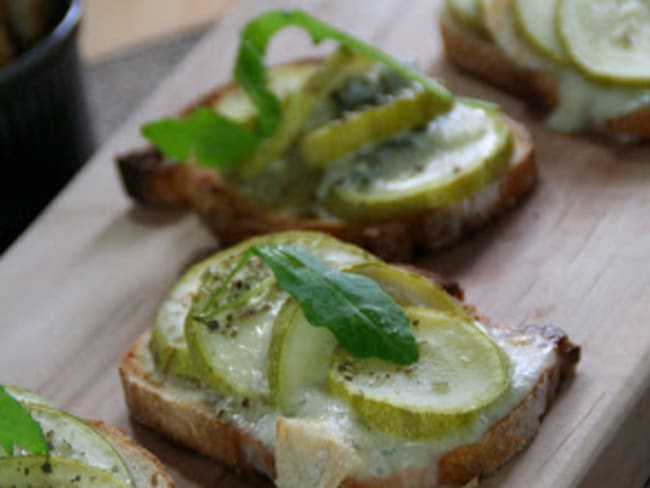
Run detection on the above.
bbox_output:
[181,232,374,399]
[269,260,478,415]
[447,0,650,134]
[329,308,509,439]
[151,231,373,381]
[0,387,137,487]
[300,87,451,168]
[320,101,513,221]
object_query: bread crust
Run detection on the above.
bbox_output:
[440,15,650,140]
[89,421,176,488]
[116,63,537,262]
[120,321,579,487]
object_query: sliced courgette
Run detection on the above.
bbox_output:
[18,404,134,486]
[322,102,513,222]
[347,262,470,318]
[482,0,550,68]
[268,261,472,414]
[514,0,567,64]
[558,0,650,84]
[237,48,376,177]
[151,231,372,379]
[329,307,509,439]
[214,63,319,129]
[268,301,338,413]
[184,231,374,400]
[299,89,451,167]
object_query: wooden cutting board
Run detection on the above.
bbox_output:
[1,0,648,486]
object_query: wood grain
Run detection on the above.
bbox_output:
[1,1,648,487]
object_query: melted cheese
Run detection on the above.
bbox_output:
[547,70,650,133]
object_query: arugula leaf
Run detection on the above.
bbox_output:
[142,108,259,169]
[143,9,453,170]
[0,386,48,456]
[235,9,452,138]
[202,244,419,365]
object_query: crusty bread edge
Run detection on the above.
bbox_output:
[89,420,176,488]
[116,59,537,262]
[439,14,650,139]
[120,323,579,487]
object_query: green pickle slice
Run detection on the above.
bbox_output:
[558,0,650,84]
[0,456,132,488]
[322,102,513,222]
[329,307,509,439]
[12,404,135,486]
[184,231,374,399]
[299,89,451,168]
[514,0,567,63]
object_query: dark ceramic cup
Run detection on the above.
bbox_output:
[0,0,93,250]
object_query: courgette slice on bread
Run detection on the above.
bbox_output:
[117,10,537,261]
[0,386,174,488]
[441,0,650,139]
[119,231,580,488]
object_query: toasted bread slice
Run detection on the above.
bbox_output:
[117,60,536,262]
[440,13,650,139]
[120,313,579,487]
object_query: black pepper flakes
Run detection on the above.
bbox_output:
[206,320,221,332]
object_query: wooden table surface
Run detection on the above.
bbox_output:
[1,1,649,487]
[81,0,236,61]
